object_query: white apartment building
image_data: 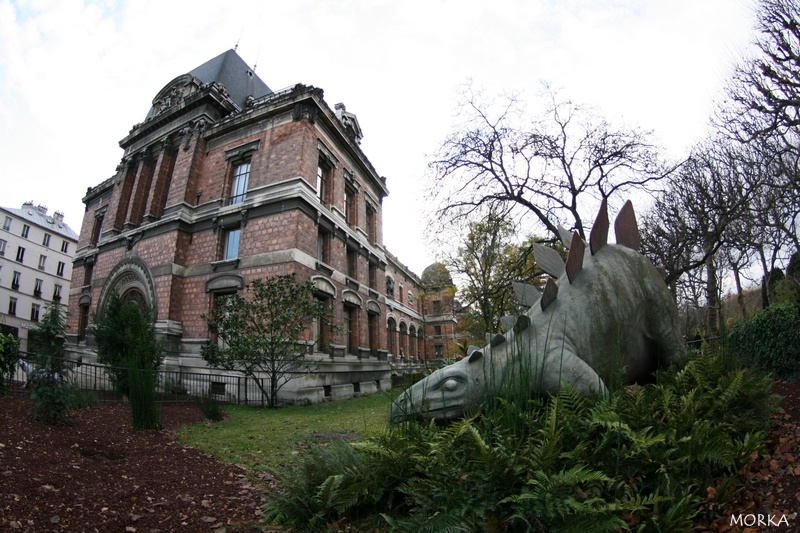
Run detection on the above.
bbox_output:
[0,201,78,352]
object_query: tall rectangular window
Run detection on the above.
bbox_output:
[38,254,46,270]
[368,312,379,354]
[223,228,240,260]
[0,238,6,256]
[2,216,10,231]
[211,293,235,349]
[366,204,377,243]
[8,297,17,316]
[317,229,331,265]
[433,300,442,315]
[344,306,357,355]
[12,271,21,290]
[90,214,104,246]
[15,246,25,263]
[57,261,65,277]
[347,248,358,279]
[78,304,89,341]
[42,233,51,247]
[316,163,329,203]
[230,161,250,205]
[53,284,62,301]
[21,224,30,238]
[83,263,93,286]
[34,278,43,298]
[344,185,357,226]
[30,303,40,322]
[61,241,69,253]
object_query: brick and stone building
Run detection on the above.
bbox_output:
[66,50,458,403]
[1,202,78,352]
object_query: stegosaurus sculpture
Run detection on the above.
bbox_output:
[391,199,686,423]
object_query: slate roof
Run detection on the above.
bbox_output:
[1,205,79,241]
[188,49,272,110]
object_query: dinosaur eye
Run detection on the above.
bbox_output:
[443,379,459,391]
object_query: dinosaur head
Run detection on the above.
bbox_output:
[390,350,487,423]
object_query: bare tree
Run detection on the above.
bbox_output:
[426,85,678,243]
[723,0,800,142]
[641,138,767,339]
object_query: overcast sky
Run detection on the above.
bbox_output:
[0,0,756,275]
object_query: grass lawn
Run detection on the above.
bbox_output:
[177,391,398,472]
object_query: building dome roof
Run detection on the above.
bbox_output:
[420,262,453,290]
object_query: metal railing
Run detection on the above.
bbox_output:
[4,355,271,406]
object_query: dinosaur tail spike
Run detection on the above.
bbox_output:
[514,315,531,333]
[565,231,585,283]
[558,225,574,249]
[590,198,609,255]
[500,315,517,333]
[615,200,641,250]
[533,242,566,278]
[540,277,558,310]
[512,282,541,308]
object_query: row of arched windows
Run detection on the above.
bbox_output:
[386,317,423,359]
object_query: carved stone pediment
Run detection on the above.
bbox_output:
[146,75,203,120]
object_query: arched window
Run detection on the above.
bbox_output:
[387,317,397,356]
[399,322,408,358]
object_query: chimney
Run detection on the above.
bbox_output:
[53,211,65,222]
[37,205,48,215]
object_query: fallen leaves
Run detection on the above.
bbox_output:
[700,381,800,531]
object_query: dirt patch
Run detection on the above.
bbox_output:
[0,394,266,531]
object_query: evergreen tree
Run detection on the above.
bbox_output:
[91,292,164,429]
[0,332,20,395]
[28,301,71,424]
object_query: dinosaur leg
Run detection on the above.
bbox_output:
[536,347,609,398]
[646,279,688,366]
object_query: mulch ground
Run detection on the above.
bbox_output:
[1,381,799,532]
[0,392,267,532]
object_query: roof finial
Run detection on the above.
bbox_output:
[235,25,244,52]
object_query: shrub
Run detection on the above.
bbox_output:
[197,392,225,422]
[67,387,97,409]
[772,277,800,307]
[0,333,20,395]
[92,292,163,430]
[28,301,72,425]
[728,303,800,377]
[128,367,161,430]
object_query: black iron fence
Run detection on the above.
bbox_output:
[4,355,271,405]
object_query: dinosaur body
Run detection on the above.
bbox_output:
[390,201,686,423]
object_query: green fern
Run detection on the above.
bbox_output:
[264,351,779,531]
